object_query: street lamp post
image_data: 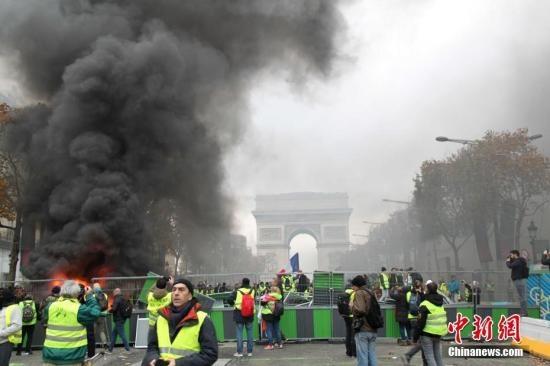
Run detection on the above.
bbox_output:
[527,220,538,257]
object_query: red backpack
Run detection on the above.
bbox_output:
[239,290,255,318]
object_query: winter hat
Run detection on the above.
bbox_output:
[351,275,367,288]
[173,278,194,295]
[242,278,250,286]
[51,286,61,295]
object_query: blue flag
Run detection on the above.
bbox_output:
[290,253,300,273]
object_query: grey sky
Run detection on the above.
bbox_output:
[223,0,550,268]
[3,1,550,272]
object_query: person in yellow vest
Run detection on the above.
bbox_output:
[142,278,218,366]
[0,287,22,365]
[260,286,283,350]
[341,287,356,357]
[413,282,447,366]
[42,280,106,365]
[16,294,40,355]
[228,278,255,357]
[147,277,173,328]
[379,267,390,302]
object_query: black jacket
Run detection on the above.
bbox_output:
[414,293,445,341]
[542,253,550,270]
[506,257,529,280]
[389,288,409,323]
[110,294,126,322]
[142,301,218,366]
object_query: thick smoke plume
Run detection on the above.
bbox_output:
[0,1,343,278]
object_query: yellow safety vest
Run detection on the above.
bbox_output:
[406,291,420,320]
[19,299,37,325]
[439,283,448,296]
[147,292,172,326]
[5,304,22,344]
[44,298,87,349]
[261,293,282,315]
[345,289,355,318]
[157,311,207,360]
[419,300,448,336]
[235,288,255,311]
[380,273,389,289]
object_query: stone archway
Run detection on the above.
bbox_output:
[253,192,352,271]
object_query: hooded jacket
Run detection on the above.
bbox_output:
[389,287,409,323]
[414,292,445,341]
[142,299,218,366]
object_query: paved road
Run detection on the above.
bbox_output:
[8,340,549,366]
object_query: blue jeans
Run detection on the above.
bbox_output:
[266,320,281,345]
[398,321,410,340]
[236,321,254,354]
[513,279,528,316]
[109,321,129,351]
[354,331,377,366]
[420,336,443,366]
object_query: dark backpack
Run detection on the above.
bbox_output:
[364,289,383,329]
[120,298,133,319]
[239,290,255,318]
[408,292,420,316]
[337,293,351,316]
[95,292,108,311]
[22,301,35,323]
[272,301,284,317]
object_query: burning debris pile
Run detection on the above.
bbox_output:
[0,1,344,278]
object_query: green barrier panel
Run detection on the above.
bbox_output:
[384,308,400,338]
[313,309,332,338]
[209,311,225,342]
[279,309,298,339]
[491,308,508,337]
[138,272,161,304]
[528,307,539,319]
[457,307,474,339]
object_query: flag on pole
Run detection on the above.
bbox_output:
[289,253,300,273]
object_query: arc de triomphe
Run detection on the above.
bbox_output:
[253,192,352,272]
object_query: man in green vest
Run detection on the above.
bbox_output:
[147,277,173,328]
[42,280,106,365]
[413,282,447,366]
[142,278,218,366]
[379,267,390,302]
[0,287,22,366]
[16,294,40,355]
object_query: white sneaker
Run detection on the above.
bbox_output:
[233,352,244,357]
[247,353,253,357]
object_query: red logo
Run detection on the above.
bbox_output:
[448,313,521,343]
[472,315,493,342]
[497,314,521,343]
[447,312,470,344]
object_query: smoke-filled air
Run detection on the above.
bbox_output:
[0,1,344,278]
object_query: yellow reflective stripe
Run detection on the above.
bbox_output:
[46,334,87,342]
[159,347,197,357]
[46,324,85,332]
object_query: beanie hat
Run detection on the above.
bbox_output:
[173,278,194,295]
[52,286,61,295]
[156,277,168,289]
[351,275,367,288]
[242,278,250,286]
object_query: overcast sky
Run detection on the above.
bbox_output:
[3,1,550,272]
[222,0,550,270]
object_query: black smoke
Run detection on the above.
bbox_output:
[0,1,344,278]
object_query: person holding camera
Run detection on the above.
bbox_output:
[42,280,106,365]
[350,275,377,366]
[542,249,550,270]
[141,278,218,366]
[506,249,529,316]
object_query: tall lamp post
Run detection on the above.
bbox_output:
[527,220,538,257]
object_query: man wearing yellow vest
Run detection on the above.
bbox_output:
[17,294,40,355]
[413,282,447,366]
[142,278,218,366]
[42,280,106,365]
[147,277,173,328]
[0,287,22,365]
[228,278,255,357]
[379,267,390,302]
